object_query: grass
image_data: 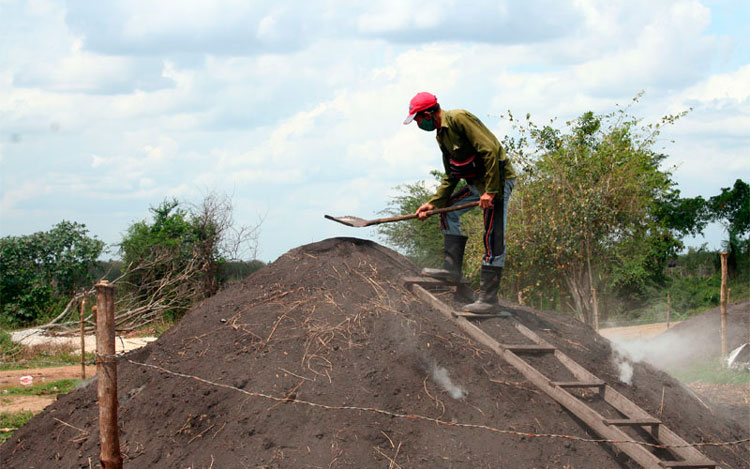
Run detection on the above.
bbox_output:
[1,378,80,396]
[0,342,95,371]
[1,329,95,371]
[0,411,33,443]
[0,379,83,444]
[668,359,750,385]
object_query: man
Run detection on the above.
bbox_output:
[403,92,517,315]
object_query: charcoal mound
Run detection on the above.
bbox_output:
[2,238,748,468]
[661,300,750,366]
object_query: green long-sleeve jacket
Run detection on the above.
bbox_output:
[427,109,517,208]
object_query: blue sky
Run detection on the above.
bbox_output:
[1,0,748,262]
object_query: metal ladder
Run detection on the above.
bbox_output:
[405,279,717,469]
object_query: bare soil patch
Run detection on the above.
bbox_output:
[1,395,56,414]
[599,322,682,341]
[0,365,96,389]
[0,366,96,415]
[1,238,748,468]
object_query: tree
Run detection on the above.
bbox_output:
[119,199,200,311]
[0,221,104,325]
[501,103,689,324]
[707,179,750,275]
[377,173,448,267]
[117,193,261,324]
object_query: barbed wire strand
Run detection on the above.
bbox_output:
[122,357,750,451]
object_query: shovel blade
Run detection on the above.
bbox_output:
[324,214,370,227]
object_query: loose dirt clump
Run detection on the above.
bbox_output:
[1,238,748,468]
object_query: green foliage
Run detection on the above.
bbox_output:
[89,259,124,283]
[118,194,262,323]
[653,190,709,238]
[119,199,208,318]
[377,174,446,267]
[0,222,104,326]
[707,179,750,275]
[0,343,95,371]
[0,329,15,356]
[708,179,750,238]
[501,99,690,323]
[219,260,266,283]
[0,411,33,443]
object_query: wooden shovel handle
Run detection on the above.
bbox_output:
[365,201,480,226]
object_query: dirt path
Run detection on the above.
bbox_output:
[598,321,681,341]
[0,365,97,388]
[1,335,154,414]
[1,395,57,413]
[1,365,97,414]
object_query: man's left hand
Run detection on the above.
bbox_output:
[479,192,495,209]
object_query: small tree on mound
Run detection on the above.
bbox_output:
[118,192,262,324]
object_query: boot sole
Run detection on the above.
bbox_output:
[454,311,512,319]
[420,270,460,281]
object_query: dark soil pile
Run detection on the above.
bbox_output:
[2,238,748,468]
[660,300,750,367]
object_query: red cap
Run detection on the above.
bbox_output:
[403,92,437,124]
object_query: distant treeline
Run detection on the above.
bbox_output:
[0,192,263,327]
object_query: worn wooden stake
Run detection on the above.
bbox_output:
[95,280,122,469]
[80,297,87,380]
[666,291,671,329]
[720,252,728,367]
[517,290,524,305]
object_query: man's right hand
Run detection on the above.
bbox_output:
[416,202,435,220]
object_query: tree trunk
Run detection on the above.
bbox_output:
[564,265,593,325]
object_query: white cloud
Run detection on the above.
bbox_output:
[679,64,750,103]
[0,0,746,260]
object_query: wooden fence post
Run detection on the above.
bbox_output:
[80,297,87,380]
[95,280,122,469]
[720,252,728,367]
[666,291,671,329]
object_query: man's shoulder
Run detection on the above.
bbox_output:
[445,109,482,125]
[445,109,474,119]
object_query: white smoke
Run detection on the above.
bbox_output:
[613,352,634,385]
[429,362,466,400]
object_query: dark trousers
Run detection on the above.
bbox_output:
[438,179,515,267]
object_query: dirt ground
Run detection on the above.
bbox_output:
[1,238,748,468]
[0,366,97,413]
[599,321,682,341]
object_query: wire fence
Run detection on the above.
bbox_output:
[120,356,750,451]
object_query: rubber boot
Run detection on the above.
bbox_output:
[462,265,506,315]
[421,234,468,281]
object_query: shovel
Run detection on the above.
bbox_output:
[324,201,479,227]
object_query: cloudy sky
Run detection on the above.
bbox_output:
[1,0,748,262]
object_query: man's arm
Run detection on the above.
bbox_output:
[426,173,459,209]
[415,172,458,220]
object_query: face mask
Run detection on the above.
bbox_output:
[418,115,436,131]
